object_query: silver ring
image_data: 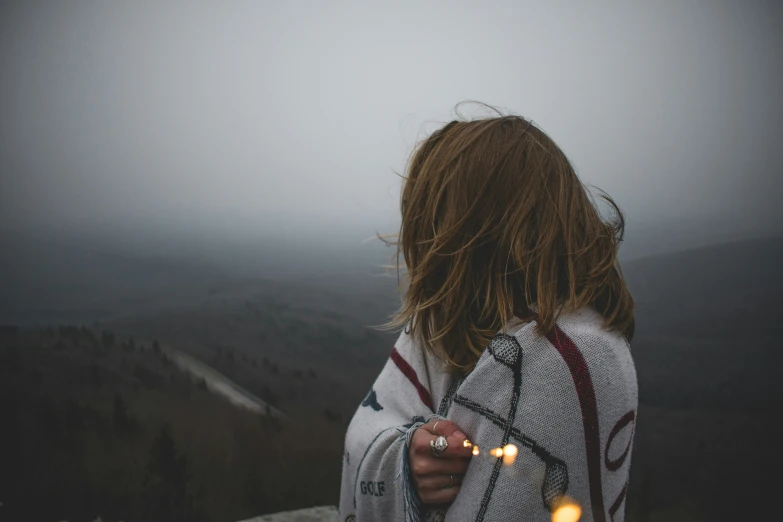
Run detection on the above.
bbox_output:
[449,475,454,488]
[433,421,440,434]
[430,435,448,457]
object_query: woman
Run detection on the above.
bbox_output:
[339,108,637,522]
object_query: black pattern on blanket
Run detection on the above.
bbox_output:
[339,307,638,522]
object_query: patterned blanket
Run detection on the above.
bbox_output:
[339,306,638,521]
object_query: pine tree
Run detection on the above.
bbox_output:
[113,392,130,433]
[144,426,190,521]
[102,330,115,348]
[90,363,102,389]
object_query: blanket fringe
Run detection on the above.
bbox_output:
[397,415,444,522]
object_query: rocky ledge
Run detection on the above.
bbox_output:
[238,506,338,522]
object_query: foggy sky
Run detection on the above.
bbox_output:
[1,1,781,255]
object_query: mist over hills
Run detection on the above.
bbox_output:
[3,231,781,419]
[625,235,783,338]
[625,235,783,412]
[1,230,781,520]
[621,235,783,521]
[0,229,399,327]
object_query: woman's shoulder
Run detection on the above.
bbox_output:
[511,305,636,385]
[509,305,631,352]
[550,305,638,393]
[555,305,631,349]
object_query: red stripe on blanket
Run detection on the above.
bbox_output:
[546,325,606,522]
[609,480,628,522]
[390,347,434,411]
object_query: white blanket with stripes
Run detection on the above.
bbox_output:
[339,306,638,522]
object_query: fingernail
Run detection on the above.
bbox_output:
[455,430,467,439]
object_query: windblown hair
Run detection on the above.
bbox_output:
[379,106,634,375]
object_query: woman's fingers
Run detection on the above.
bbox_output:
[417,475,462,506]
[412,429,473,459]
[411,451,470,477]
[409,418,474,505]
[416,473,463,492]
[437,433,474,459]
[423,418,467,440]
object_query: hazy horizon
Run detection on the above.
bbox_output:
[2,1,782,265]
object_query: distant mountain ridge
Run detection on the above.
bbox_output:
[1,232,781,520]
[623,234,783,339]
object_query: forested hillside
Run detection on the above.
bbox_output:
[1,235,781,521]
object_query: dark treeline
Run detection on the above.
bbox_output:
[1,236,782,521]
[0,326,347,522]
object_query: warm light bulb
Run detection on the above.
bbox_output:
[502,444,518,465]
[463,439,472,448]
[551,500,581,522]
[490,447,504,458]
[472,445,480,456]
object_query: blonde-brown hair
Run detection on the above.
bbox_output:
[379,105,634,374]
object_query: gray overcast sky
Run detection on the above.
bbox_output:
[1,1,781,253]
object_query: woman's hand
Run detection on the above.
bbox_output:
[409,418,473,506]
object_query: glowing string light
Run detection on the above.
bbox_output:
[502,444,518,465]
[551,497,581,522]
